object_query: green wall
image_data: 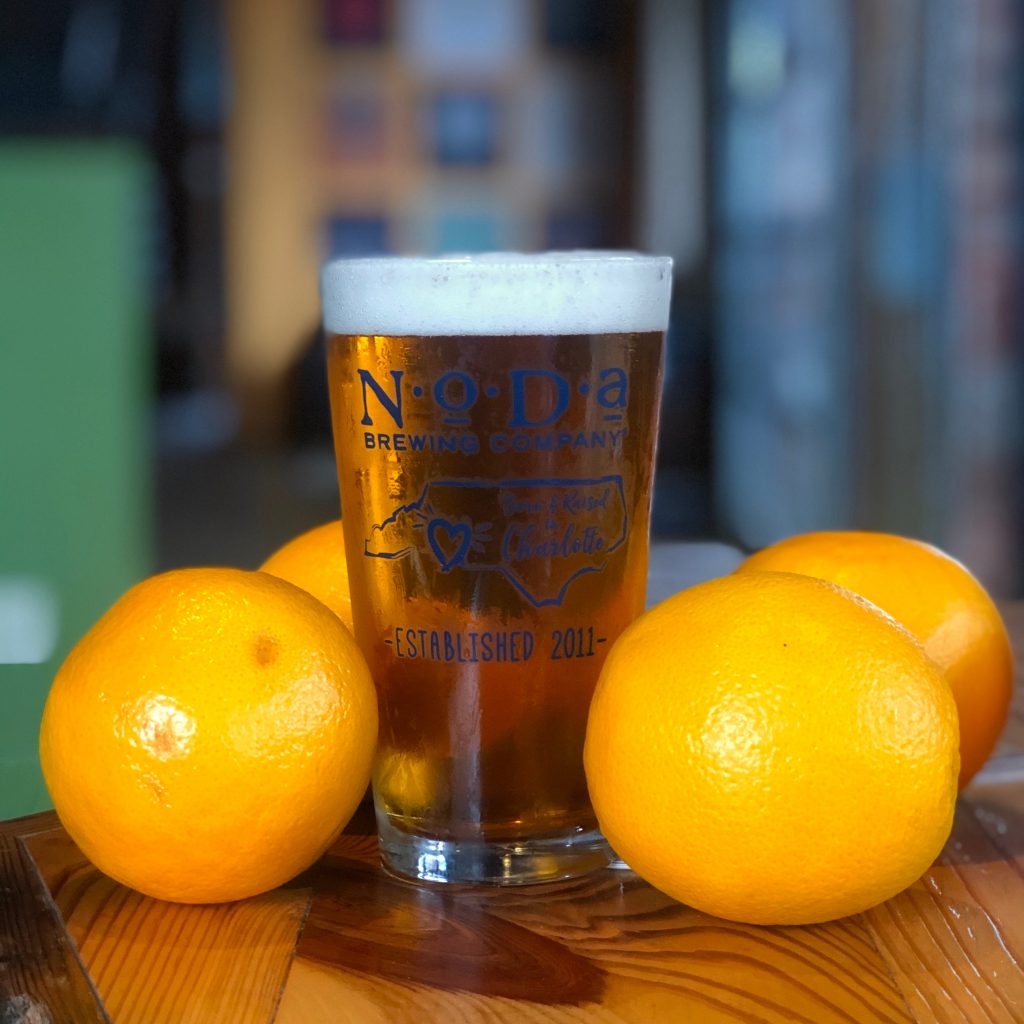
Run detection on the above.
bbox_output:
[0,142,152,819]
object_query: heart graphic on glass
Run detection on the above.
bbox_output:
[427,518,473,571]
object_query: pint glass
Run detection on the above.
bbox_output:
[322,253,672,884]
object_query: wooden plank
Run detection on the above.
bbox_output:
[0,812,59,839]
[492,870,914,1024]
[275,957,629,1024]
[21,829,310,1024]
[0,832,110,1023]
[5,600,1024,1024]
[864,796,1024,1023]
[865,608,1024,1022]
[275,847,913,1023]
[297,854,606,1003]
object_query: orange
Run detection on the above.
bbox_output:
[739,531,1013,787]
[261,520,353,632]
[584,571,959,925]
[39,568,377,904]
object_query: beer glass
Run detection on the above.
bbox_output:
[321,253,672,884]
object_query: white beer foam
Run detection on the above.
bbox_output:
[321,252,673,336]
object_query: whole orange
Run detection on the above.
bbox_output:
[261,520,353,632]
[39,568,377,904]
[584,571,959,925]
[739,531,1013,787]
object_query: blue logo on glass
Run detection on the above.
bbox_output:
[364,476,628,608]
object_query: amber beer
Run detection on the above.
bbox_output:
[322,253,672,884]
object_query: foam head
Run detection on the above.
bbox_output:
[320,252,673,337]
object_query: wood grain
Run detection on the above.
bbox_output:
[21,827,309,1024]
[0,830,109,1023]
[5,800,1024,1024]
[297,854,605,1004]
[862,616,1024,1024]
[865,798,1024,1023]
[3,607,1024,1023]
[491,870,913,1024]
[267,824,919,1024]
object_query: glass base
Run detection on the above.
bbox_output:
[376,812,613,885]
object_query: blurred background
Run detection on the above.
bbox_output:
[2,0,1023,815]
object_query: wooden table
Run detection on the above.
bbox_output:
[3,609,1023,1024]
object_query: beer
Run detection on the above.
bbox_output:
[322,254,672,883]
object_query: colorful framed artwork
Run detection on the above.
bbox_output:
[324,0,387,45]
[326,74,388,160]
[397,0,528,76]
[428,91,501,166]
[517,67,621,191]
[324,214,391,256]
[434,211,502,252]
